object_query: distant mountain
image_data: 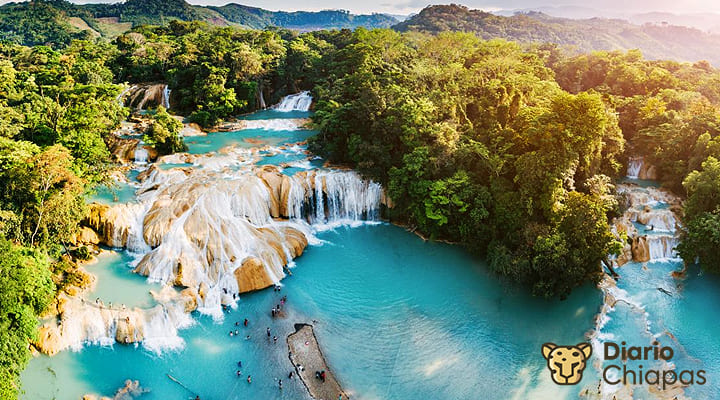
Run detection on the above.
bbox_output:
[0,0,398,46]
[208,4,397,31]
[494,5,622,19]
[495,6,720,35]
[394,4,720,66]
[629,12,720,34]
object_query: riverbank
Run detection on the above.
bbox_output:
[288,324,348,400]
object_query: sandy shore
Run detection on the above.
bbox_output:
[288,324,348,400]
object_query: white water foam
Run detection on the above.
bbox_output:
[274,91,312,112]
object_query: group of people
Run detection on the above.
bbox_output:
[271,296,288,317]
[225,287,296,391]
[315,370,326,382]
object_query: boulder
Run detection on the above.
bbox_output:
[631,236,650,263]
[181,122,206,137]
[257,166,284,218]
[115,313,143,344]
[283,227,308,258]
[234,257,274,293]
[34,325,63,356]
[76,226,101,245]
[179,288,198,313]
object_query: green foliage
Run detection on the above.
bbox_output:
[678,157,720,271]
[144,106,187,155]
[311,30,623,298]
[0,239,54,399]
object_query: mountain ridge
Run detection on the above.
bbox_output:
[393,4,720,66]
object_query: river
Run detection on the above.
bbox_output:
[20,93,720,400]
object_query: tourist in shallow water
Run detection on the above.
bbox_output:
[236,370,241,377]
[243,318,248,326]
[273,335,277,343]
[278,379,282,389]
[245,335,250,340]
[247,375,251,383]
[237,360,242,368]
[288,371,293,379]
[234,329,239,335]
[267,327,271,337]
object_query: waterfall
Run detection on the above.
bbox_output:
[626,157,643,179]
[37,293,194,354]
[134,144,149,165]
[94,165,383,317]
[274,91,313,112]
[647,235,679,260]
[162,85,171,109]
[116,85,137,107]
[286,170,383,226]
[259,88,267,109]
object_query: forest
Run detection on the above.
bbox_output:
[1,16,720,399]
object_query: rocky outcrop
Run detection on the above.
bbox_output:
[107,136,140,164]
[123,84,169,110]
[180,122,205,137]
[631,236,651,263]
[115,312,144,344]
[234,257,274,293]
[76,226,101,245]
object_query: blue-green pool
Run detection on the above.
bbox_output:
[21,224,600,400]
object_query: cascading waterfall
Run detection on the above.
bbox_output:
[586,181,689,399]
[285,170,383,225]
[116,85,137,107]
[52,100,385,354]
[37,290,194,355]
[134,144,149,165]
[626,157,643,179]
[274,91,312,112]
[94,163,383,322]
[162,85,171,109]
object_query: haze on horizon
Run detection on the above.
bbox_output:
[1,0,719,16]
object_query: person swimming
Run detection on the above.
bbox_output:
[247,375,252,384]
[237,361,242,368]
[243,318,248,327]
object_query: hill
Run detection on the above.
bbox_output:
[394,4,720,66]
[0,0,398,46]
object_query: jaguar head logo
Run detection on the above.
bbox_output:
[541,342,592,385]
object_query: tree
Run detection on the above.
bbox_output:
[144,105,187,155]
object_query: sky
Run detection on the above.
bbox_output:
[3,0,720,16]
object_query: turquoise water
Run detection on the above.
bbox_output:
[22,225,599,400]
[86,250,163,309]
[185,110,314,155]
[22,104,720,400]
